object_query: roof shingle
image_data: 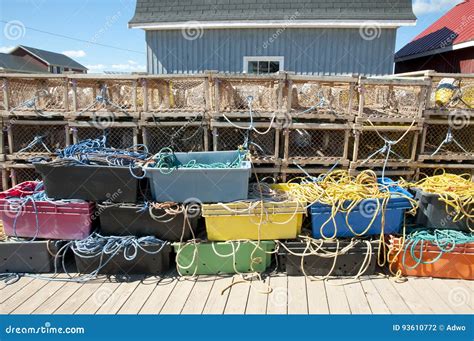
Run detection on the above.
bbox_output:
[129,0,416,25]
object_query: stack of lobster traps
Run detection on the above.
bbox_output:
[280,74,357,182]
[350,77,430,180]
[415,73,474,180]
[139,74,210,155]
[0,75,70,190]
[209,73,284,181]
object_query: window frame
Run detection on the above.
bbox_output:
[243,56,284,74]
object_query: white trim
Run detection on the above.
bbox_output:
[243,56,284,74]
[395,40,474,62]
[129,19,416,30]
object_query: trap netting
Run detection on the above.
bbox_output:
[72,125,137,150]
[215,77,281,114]
[285,126,348,164]
[142,123,206,154]
[71,79,137,113]
[8,122,68,156]
[416,167,474,180]
[9,166,42,187]
[355,129,418,163]
[146,77,206,111]
[422,122,473,159]
[288,79,357,118]
[213,125,277,162]
[7,77,67,113]
[360,80,427,119]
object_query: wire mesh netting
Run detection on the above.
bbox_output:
[356,130,417,162]
[429,77,474,109]
[8,123,68,155]
[7,78,67,113]
[250,172,281,183]
[71,79,137,113]
[417,167,474,179]
[288,81,356,118]
[216,79,280,113]
[287,128,347,162]
[423,123,473,157]
[214,126,276,162]
[361,83,424,118]
[11,167,42,186]
[143,124,206,154]
[73,126,136,150]
[146,78,206,111]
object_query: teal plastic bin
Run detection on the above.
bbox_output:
[145,150,251,203]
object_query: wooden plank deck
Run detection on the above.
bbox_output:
[1,274,471,314]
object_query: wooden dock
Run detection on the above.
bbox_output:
[1,273,471,314]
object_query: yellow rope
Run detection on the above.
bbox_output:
[0,221,5,242]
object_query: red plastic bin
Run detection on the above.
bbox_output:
[0,181,94,240]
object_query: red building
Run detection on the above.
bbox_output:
[395,0,473,73]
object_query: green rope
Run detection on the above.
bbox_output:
[149,148,247,174]
[402,228,474,269]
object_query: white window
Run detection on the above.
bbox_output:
[243,56,284,74]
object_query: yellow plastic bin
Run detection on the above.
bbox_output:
[202,200,306,241]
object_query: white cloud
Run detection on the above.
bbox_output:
[413,0,463,15]
[110,60,146,71]
[128,60,138,65]
[62,50,86,58]
[85,64,106,72]
[0,46,15,53]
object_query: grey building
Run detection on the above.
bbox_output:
[129,0,416,76]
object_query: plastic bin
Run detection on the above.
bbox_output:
[278,239,379,276]
[0,240,63,273]
[0,182,94,240]
[310,178,413,238]
[173,240,275,275]
[389,236,474,280]
[202,201,305,241]
[144,151,251,203]
[97,203,199,242]
[34,160,141,202]
[413,188,470,232]
[75,242,171,275]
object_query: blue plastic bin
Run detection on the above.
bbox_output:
[145,150,251,203]
[310,178,413,238]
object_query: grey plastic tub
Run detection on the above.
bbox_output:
[414,188,470,231]
[145,151,251,203]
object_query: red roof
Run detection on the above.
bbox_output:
[395,0,474,59]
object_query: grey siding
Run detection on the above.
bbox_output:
[146,28,396,76]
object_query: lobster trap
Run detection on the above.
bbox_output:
[5,120,69,160]
[142,75,208,113]
[358,78,429,121]
[212,74,284,118]
[352,123,422,168]
[349,164,415,180]
[428,74,474,110]
[3,76,68,117]
[419,118,474,162]
[286,75,358,121]
[280,164,348,183]
[211,120,280,164]
[141,121,208,154]
[69,121,138,150]
[414,163,474,181]
[69,76,139,119]
[283,123,351,167]
[1,162,42,190]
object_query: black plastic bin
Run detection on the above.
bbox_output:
[413,188,470,232]
[34,160,142,203]
[97,203,199,242]
[0,240,63,273]
[278,239,379,276]
[74,243,171,275]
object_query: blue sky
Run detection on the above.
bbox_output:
[0,0,464,73]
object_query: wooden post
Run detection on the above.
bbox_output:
[72,79,78,112]
[286,79,293,114]
[274,126,280,164]
[3,78,9,111]
[411,129,420,162]
[352,129,360,162]
[133,126,138,150]
[342,129,350,160]
[283,128,290,167]
[7,122,13,154]
[276,78,283,111]
[204,76,210,116]
[348,82,355,118]
[63,77,69,112]
[142,79,148,112]
[419,122,428,155]
[214,79,220,116]
[1,168,9,191]
[357,77,365,118]
[132,80,138,113]
[212,127,218,151]
[203,125,209,151]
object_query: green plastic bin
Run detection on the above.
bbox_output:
[173,241,275,275]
